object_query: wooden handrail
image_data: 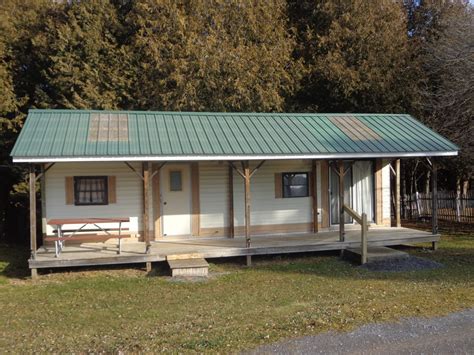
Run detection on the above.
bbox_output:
[342,204,368,264]
[343,205,363,225]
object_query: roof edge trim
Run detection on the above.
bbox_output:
[12,151,458,163]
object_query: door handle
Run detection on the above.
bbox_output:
[163,202,167,205]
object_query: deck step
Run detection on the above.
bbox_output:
[167,258,209,277]
[344,246,409,263]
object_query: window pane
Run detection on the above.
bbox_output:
[284,185,308,197]
[170,171,182,191]
[282,172,308,198]
[74,176,108,205]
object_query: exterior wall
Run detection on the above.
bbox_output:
[44,162,143,236]
[42,158,392,240]
[199,160,318,236]
[382,159,392,226]
[199,162,230,230]
[199,159,392,236]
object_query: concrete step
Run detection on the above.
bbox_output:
[167,258,209,277]
[344,246,409,264]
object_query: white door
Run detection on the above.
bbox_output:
[161,164,191,237]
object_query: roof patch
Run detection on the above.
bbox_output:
[329,115,381,141]
[88,113,129,142]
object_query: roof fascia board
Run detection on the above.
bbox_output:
[13,151,458,163]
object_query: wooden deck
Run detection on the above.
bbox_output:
[29,227,439,269]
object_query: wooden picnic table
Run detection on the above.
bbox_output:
[46,217,130,257]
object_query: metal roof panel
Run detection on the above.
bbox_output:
[10,110,459,161]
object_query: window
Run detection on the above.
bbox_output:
[74,176,108,205]
[170,171,182,191]
[282,172,309,198]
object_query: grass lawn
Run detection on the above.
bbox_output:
[0,232,473,353]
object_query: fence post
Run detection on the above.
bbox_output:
[456,192,461,222]
[361,213,368,265]
[415,191,421,219]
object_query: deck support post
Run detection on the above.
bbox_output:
[431,159,438,249]
[395,159,401,228]
[246,255,252,266]
[361,213,368,264]
[338,160,345,242]
[146,262,152,272]
[228,164,234,238]
[143,162,152,254]
[29,164,38,279]
[312,160,318,233]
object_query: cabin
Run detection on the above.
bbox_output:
[10,110,459,278]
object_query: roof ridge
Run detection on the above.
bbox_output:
[28,109,410,117]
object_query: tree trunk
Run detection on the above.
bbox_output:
[462,180,469,195]
[425,170,431,195]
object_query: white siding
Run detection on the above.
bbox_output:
[382,159,391,221]
[44,162,142,235]
[199,162,229,228]
[199,160,315,229]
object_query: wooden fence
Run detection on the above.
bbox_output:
[401,191,474,224]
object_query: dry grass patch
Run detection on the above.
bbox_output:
[0,233,472,353]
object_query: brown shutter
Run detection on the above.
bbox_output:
[65,177,74,205]
[108,176,117,204]
[275,173,282,198]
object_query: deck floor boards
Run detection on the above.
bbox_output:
[30,227,439,269]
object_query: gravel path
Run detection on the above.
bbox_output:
[248,308,474,354]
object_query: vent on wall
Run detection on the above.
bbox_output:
[88,113,129,142]
[329,116,381,141]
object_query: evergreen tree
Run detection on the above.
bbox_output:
[31,0,131,109]
[127,0,300,112]
[289,0,417,113]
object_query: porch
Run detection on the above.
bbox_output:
[29,227,439,269]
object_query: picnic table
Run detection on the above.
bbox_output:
[45,218,130,257]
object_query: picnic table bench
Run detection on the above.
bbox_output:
[45,218,130,257]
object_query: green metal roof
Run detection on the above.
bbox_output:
[11,109,459,162]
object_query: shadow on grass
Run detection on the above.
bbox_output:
[1,233,472,284]
[240,239,473,285]
[0,244,30,280]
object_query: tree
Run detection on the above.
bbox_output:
[127,0,300,112]
[289,0,417,113]
[417,2,473,189]
[30,0,131,110]
[404,0,473,191]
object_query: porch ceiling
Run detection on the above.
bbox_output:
[11,110,458,162]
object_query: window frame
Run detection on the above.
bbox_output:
[169,170,183,192]
[73,176,109,206]
[282,172,309,198]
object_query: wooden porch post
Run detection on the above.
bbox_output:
[40,164,47,238]
[228,164,234,238]
[338,160,345,242]
[143,162,152,271]
[312,160,318,233]
[243,161,251,266]
[29,164,38,279]
[395,159,401,228]
[431,159,438,250]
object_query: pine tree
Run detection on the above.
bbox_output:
[31,0,131,109]
[289,0,416,113]
[127,0,300,112]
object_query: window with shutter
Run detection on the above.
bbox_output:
[73,176,108,205]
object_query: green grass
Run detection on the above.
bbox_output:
[0,233,473,353]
